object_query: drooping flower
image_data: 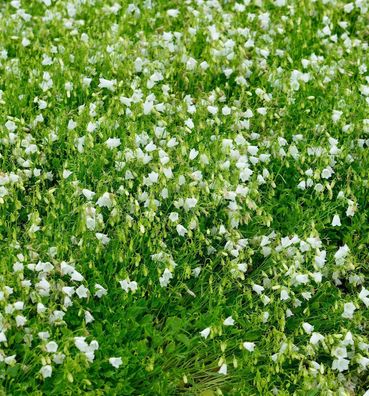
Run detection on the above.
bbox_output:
[45,341,58,353]
[98,78,116,91]
[40,365,52,379]
[218,363,227,375]
[109,357,123,368]
[331,214,341,227]
[342,302,356,319]
[200,327,211,339]
[105,138,121,149]
[243,342,255,352]
[223,316,235,326]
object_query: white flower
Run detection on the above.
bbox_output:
[252,284,264,294]
[285,309,293,318]
[71,270,84,282]
[184,198,197,211]
[60,262,74,275]
[218,363,227,375]
[74,337,88,352]
[186,57,197,71]
[243,342,255,352]
[85,207,97,230]
[63,169,72,179]
[5,120,16,132]
[129,281,138,292]
[321,167,333,179]
[13,301,24,310]
[332,110,343,123]
[200,327,211,339]
[185,118,194,129]
[169,212,179,222]
[119,279,129,292]
[207,105,218,115]
[343,2,354,12]
[358,356,369,369]
[119,279,137,292]
[280,290,289,301]
[83,77,92,87]
[106,138,121,149]
[49,310,65,323]
[40,365,52,378]
[85,311,94,324]
[53,353,65,365]
[45,341,58,353]
[0,186,8,198]
[314,250,326,268]
[167,8,179,17]
[331,214,341,226]
[332,358,349,372]
[302,322,314,334]
[223,316,235,326]
[176,224,187,237]
[159,268,173,287]
[15,315,27,327]
[94,284,107,298]
[334,244,350,266]
[4,355,16,366]
[360,85,369,96]
[310,332,324,345]
[22,37,31,47]
[85,351,96,363]
[67,119,77,130]
[95,232,110,245]
[0,331,7,343]
[37,303,46,314]
[346,200,357,217]
[145,142,156,152]
[98,78,116,91]
[222,106,231,115]
[359,288,369,307]
[109,357,123,368]
[82,189,96,200]
[274,0,286,6]
[148,172,159,184]
[87,121,97,132]
[76,285,89,298]
[143,100,154,115]
[189,149,198,160]
[295,274,309,285]
[343,332,354,346]
[96,192,113,209]
[311,272,322,283]
[342,302,356,319]
[200,61,209,70]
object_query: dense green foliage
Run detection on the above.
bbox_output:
[1,0,369,395]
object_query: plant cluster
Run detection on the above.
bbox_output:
[1,0,369,395]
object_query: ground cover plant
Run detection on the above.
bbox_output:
[1,0,369,394]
